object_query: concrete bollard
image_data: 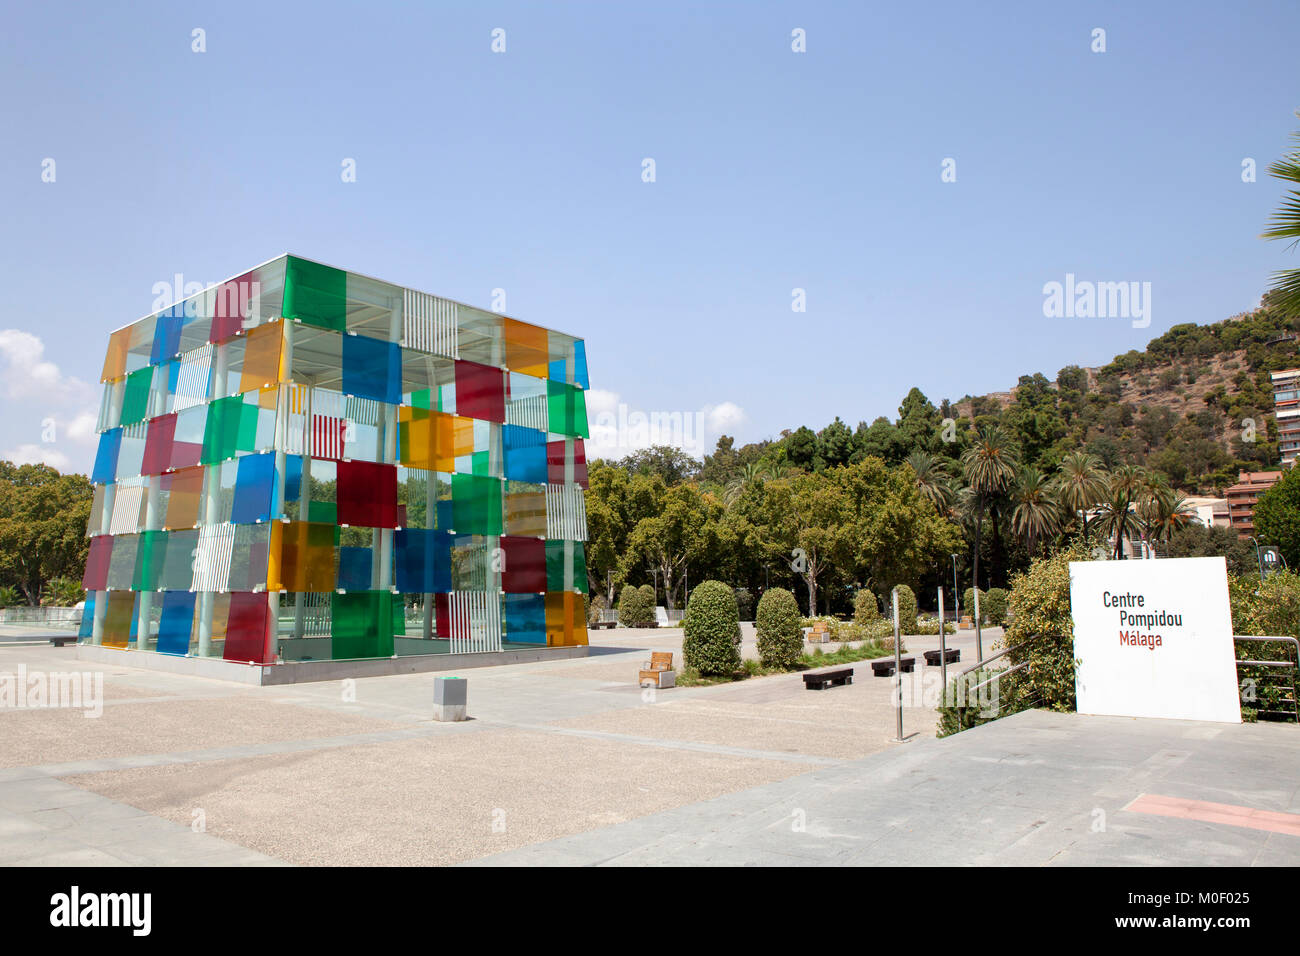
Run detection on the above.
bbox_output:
[433,676,467,721]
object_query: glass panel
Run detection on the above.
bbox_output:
[141,414,176,476]
[455,359,505,423]
[106,533,139,589]
[283,256,346,331]
[451,474,502,535]
[503,425,547,484]
[133,529,168,591]
[230,452,276,524]
[337,546,373,590]
[157,590,197,655]
[91,428,122,484]
[119,366,154,426]
[331,591,395,659]
[238,322,284,393]
[160,529,198,590]
[83,535,113,590]
[224,592,271,663]
[337,460,397,528]
[505,481,546,537]
[162,466,205,530]
[501,535,545,593]
[102,591,137,648]
[504,592,546,644]
[343,333,401,404]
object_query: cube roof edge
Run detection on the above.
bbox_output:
[107,253,586,347]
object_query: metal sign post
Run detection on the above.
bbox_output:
[892,586,903,742]
[938,586,948,691]
[974,586,983,663]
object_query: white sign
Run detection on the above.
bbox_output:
[1070,557,1240,723]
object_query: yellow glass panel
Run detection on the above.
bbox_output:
[102,591,136,648]
[163,467,204,530]
[239,322,284,394]
[505,489,547,537]
[546,592,588,646]
[273,521,337,592]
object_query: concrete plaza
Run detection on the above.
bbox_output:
[0,624,1296,866]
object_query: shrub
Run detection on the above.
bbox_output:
[853,589,880,625]
[983,587,1009,626]
[40,577,84,607]
[682,580,742,675]
[734,587,755,621]
[755,587,803,670]
[638,583,657,617]
[0,585,20,608]
[618,584,652,627]
[588,592,606,625]
[963,587,986,621]
[1228,570,1300,719]
[891,585,917,632]
[915,615,957,636]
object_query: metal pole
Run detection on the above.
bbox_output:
[938,586,948,691]
[892,586,903,742]
[974,586,983,663]
[1249,536,1264,583]
[950,553,959,621]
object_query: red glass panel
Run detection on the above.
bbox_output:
[501,536,546,593]
[455,359,505,423]
[223,591,271,663]
[336,460,397,528]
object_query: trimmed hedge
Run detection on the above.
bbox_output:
[892,585,918,632]
[588,593,607,625]
[682,580,742,675]
[963,587,986,622]
[618,584,652,627]
[854,589,880,625]
[983,587,1009,626]
[755,587,802,670]
[638,583,656,616]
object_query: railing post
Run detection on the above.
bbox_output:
[892,586,903,742]
[938,586,947,692]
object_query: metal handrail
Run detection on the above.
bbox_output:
[1233,635,1299,723]
[954,632,1049,679]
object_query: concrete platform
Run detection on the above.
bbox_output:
[75,642,589,685]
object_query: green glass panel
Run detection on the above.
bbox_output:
[283,256,346,331]
[330,590,395,659]
[411,388,432,411]
[472,449,491,476]
[545,539,566,592]
[546,381,590,438]
[307,500,337,524]
[392,597,406,636]
[201,396,237,464]
[120,367,154,426]
[132,529,169,591]
[571,540,587,592]
[451,474,502,535]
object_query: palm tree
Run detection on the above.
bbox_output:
[960,426,1020,658]
[723,462,765,506]
[905,450,954,513]
[1096,464,1148,559]
[1261,111,1300,317]
[1009,466,1062,556]
[1054,451,1108,539]
[1137,480,1196,552]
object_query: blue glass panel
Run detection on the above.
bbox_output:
[573,340,588,390]
[77,594,95,639]
[393,528,452,593]
[91,428,123,484]
[337,546,373,591]
[157,590,196,656]
[284,454,303,504]
[504,593,546,644]
[342,333,401,405]
[151,313,184,365]
[503,424,547,484]
[230,452,275,524]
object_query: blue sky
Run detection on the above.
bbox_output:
[2,0,1299,472]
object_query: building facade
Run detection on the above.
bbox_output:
[1224,470,1281,538]
[80,255,590,664]
[1272,368,1300,466]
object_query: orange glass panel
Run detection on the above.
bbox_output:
[504,318,550,377]
[102,591,136,648]
[271,521,337,592]
[545,591,588,647]
[163,466,205,530]
[239,323,284,394]
[101,327,132,382]
[505,488,547,537]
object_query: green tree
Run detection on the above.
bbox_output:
[960,425,1020,594]
[1054,451,1108,537]
[0,462,93,606]
[1253,467,1300,568]
[905,450,954,513]
[620,483,730,612]
[1009,465,1062,555]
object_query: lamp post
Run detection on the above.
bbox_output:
[1249,536,1265,583]
[950,553,960,620]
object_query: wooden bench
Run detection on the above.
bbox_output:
[871,657,916,677]
[590,621,617,630]
[802,667,853,690]
[49,636,76,648]
[639,651,675,688]
[923,648,960,666]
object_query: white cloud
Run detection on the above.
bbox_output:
[585,390,746,462]
[0,329,101,474]
[4,443,72,471]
